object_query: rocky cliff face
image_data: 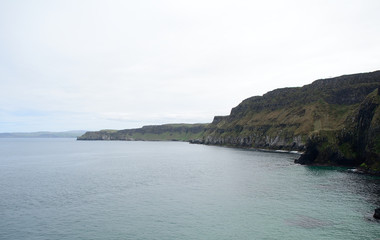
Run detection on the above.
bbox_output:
[296,88,380,174]
[77,124,207,141]
[198,71,380,153]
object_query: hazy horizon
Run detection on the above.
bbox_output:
[1,0,380,132]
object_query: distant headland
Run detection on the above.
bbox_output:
[78,70,380,175]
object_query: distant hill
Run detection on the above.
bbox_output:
[77,124,208,141]
[0,130,87,138]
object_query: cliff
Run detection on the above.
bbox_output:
[198,71,380,153]
[77,123,207,141]
[295,88,380,174]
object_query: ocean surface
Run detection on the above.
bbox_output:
[0,138,379,240]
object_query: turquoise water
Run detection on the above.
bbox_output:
[0,138,379,239]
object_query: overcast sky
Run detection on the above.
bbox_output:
[1,0,379,132]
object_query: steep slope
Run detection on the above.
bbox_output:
[77,124,207,141]
[296,88,380,174]
[198,71,380,152]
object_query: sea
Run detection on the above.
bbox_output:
[0,138,379,240]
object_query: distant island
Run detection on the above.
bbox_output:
[78,70,380,175]
[0,130,87,138]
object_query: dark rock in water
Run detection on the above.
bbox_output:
[294,138,319,164]
[189,138,204,144]
[374,208,380,219]
[295,154,312,165]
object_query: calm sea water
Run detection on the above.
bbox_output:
[0,138,379,240]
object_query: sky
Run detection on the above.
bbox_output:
[1,0,379,132]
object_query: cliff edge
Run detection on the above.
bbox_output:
[198,71,380,155]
